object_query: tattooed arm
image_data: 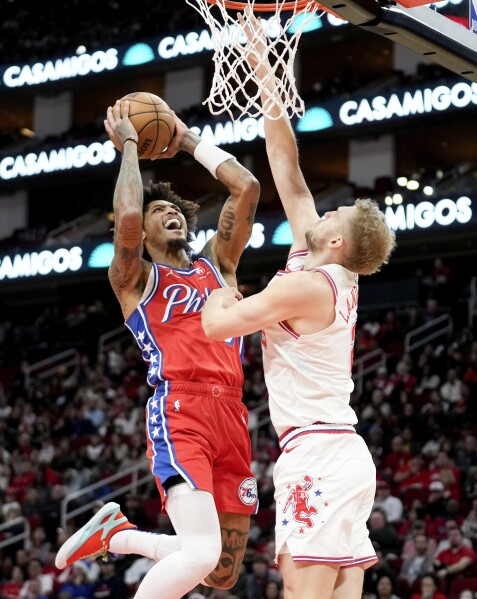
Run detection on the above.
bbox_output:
[104,100,147,319]
[180,131,260,287]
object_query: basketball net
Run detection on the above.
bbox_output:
[185,0,322,120]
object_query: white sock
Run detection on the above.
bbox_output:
[133,484,221,599]
[109,529,180,560]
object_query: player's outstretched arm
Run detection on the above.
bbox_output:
[104,100,145,317]
[179,128,260,286]
[202,272,321,340]
[238,11,317,251]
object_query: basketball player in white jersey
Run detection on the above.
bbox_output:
[201,12,396,599]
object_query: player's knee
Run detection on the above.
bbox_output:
[183,534,222,579]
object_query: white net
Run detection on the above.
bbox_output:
[185,0,322,120]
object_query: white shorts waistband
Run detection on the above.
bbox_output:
[279,422,356,452]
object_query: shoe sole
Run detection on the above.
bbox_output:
[55,502,125,569]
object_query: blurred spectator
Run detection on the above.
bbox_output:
[390,361,418,397]
[422,299,442,324]
[264,580,282,599]
[394,454,430,490]
[399,533,434,587]
[440,368,464,406]
[415,365,441,397]
[371,575,402,599]
[372,366,394,397]
[401,520,437,559]
[462,498,477,542]
[246,556,280,599]
[459,591,476,599]
[455,434,477,478]
[410,573,446,599]
[384,435,412,475]
[19,577,50,599]
[435,520,474,555]
[373,480,404,524]
[91,561,126,599]
[57,565,94,598]
[2,565,25,599]
[364,544,398,597]
[368,509,400,558]
[123,556,155,589]
[422,258,453,306]
[362,389,393,423]
[28,527,52,564]
[426,481,448,519]
[378,309,404,356]
[122,494,151,530]
[433,527,477,590]
[20,559,53,597]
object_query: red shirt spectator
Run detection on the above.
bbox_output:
[390,361,418,396]
[434,527,477,581]
[385,435,412,473]
[394,455,430,490]
[410,573,447,599]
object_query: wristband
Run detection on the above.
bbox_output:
[123,137,138,150]
[193,140,234,179]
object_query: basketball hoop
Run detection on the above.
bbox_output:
[185,0,325,121]
[205,0,315,11]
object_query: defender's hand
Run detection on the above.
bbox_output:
[151,111,188,160]
[207,287,243,310]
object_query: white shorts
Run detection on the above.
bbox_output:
[274,423,378,569]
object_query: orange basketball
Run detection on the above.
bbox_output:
[120,92,175,159]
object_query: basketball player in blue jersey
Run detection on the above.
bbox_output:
[201,11,396,599]
[55,100,260,599]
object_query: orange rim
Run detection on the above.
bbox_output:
[205,0,316,11]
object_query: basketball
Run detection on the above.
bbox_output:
[119,92,175,159]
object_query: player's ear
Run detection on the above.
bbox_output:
[327,235,343,249]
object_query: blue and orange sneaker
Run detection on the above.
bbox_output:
[55,502,137,569]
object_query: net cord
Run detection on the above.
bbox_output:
[185,0,322,120]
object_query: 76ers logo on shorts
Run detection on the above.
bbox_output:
[238,478,258,506]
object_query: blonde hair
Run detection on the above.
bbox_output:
[346,198,396,275]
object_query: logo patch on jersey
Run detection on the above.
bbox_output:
[283,475,318,528]
[238,477,258,506]
[284,444,301,454]
[174,400,180,412]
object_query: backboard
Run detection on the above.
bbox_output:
[315,0,477,82]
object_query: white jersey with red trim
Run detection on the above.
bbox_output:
[262,251,359,437]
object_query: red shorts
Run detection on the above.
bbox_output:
[145,380,258,515]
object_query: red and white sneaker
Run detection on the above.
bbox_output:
[55,502,137,569]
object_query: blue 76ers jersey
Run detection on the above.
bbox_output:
[125,257,244,388]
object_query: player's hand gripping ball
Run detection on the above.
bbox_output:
[120,92,175,159]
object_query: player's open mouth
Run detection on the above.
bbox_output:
[164,218,181,231]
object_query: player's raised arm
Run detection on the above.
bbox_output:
[104,100,145,317]
[179,128,260,286]
[238,11,317,251]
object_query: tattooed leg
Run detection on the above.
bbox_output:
[205,513,250,590]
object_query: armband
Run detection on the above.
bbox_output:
[193,140,234,179]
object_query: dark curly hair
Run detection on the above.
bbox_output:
[143,181,199,243]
